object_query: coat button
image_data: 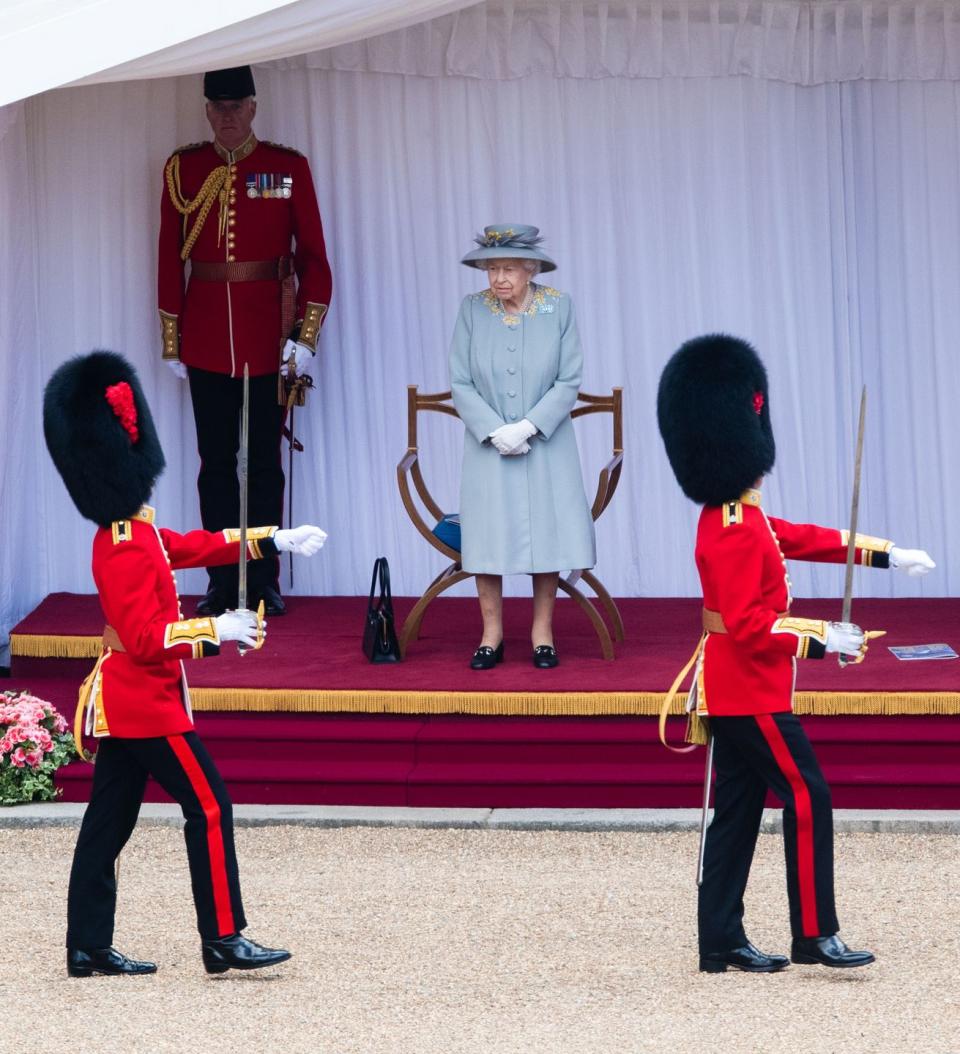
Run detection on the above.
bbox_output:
[508,346,516,352]
[509,413,518,420]
[507,367,516,375]
[508,391,516,398]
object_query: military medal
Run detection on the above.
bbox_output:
[282,175,293,199]
[246,174,257,199]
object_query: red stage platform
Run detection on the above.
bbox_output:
[8,594,960,807]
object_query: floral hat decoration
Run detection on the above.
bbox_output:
[461,224,557,272]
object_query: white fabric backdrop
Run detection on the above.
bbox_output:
[1,0,958,661]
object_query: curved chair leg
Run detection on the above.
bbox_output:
[556,577,615,660]
[579,570,625,642]
[399,567,474,657]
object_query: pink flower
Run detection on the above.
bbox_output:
[24,750,43,768]
[10,748,27,768]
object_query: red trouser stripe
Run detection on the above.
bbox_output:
[755,714,819,937]
[166,735,234,937]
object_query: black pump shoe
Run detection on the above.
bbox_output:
[201,933,292,974]
[67,946,157,978]
[699,942,790,974]
[791,934,875,968]
[470,642,504,670]
[532,645,559,669]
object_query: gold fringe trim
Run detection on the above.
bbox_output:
[10,634,100,659]
[189,688,960,716]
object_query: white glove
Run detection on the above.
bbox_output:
[281,338,315,378]
[166,360,188,380]
[215,610,263,648]
[890,547,936,577]
[825,621,865,656]
[274,524,327,556]
[489,419,537,455]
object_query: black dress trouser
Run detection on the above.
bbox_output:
[188,366,286,598]
[66,732,246,948]
[697,711,839,954]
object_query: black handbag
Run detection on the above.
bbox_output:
[363,557,401,663]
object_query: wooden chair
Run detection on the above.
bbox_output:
[396,386,625,659]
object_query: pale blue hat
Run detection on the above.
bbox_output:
[461,223,557,273]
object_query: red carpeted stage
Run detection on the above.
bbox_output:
[9,593,960,808]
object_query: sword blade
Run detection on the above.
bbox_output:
[696,735,715,887]
[839,386,867,666]
[238,364,250,613]
[287,403,295,590]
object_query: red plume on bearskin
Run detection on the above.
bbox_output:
[657,334,775,506]
[43,351,166,526]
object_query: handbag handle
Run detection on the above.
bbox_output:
[369,556,394,615]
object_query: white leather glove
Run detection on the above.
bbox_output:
[825,622,865,656]
[166,360,188,380]
[489,419,537,455]
[281,338,315,378]
[215,610,263,648]
[890,547,936,577]
[274,524,327,556]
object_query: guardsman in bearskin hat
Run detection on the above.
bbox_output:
[158,64,332,618]
[44,350,326,978]
[657,334,934,974]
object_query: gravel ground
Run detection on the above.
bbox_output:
[2,826,958,1054]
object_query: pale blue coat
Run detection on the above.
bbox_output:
[449,284,597,575]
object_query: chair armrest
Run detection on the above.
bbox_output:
[590,451,624,521]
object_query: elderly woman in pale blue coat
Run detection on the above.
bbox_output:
[450,224,596,670]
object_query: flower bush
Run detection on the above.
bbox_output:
[0,690,77,805]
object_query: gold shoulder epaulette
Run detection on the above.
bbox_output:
[172,141,210,156]
[111,520,133,545]
[721,501,744,528]
[260,140,304,157]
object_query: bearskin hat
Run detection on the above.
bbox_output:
[43,351,166,527]
[657,334,775,506]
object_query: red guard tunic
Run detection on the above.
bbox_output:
[84,506,279,738]
[696,488,892,717]
[157,135,332,377]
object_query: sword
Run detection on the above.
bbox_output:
[287,401,295,589]
[839,385,867,668]
[236,365,265,655]
[238,364,249,616]
[696,735,715,887]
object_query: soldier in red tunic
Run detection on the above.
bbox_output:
[44,351,326,978]
[657,335,934,974]
[158,64,332,617]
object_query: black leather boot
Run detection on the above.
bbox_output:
[201,933,292,974]
[67,947,157,978]
[791,934,875,968]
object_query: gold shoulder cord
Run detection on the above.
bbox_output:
[165,153,229,262]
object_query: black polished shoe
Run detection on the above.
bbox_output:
[699,942,790,974]
[253,585,286,616]
[201,933,292,974]
[470,642,504,670]
[67,946,157,978]
[532,645,559,669]
[791,934,875,968]
[196,588,231,617]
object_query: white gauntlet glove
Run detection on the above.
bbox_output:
[215,610,263,648]
[281,338,315,378]
[890,547,936,577]
[489,419,537,455]
[825,621,865,657]
[166,360,188,380]
[274,524,327,556]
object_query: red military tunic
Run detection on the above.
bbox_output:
[695,488,892,717]
[158,134,332,377]
[84,506,278,738]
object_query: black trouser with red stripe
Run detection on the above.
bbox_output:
[188,366,285,598]
[66,732,246,948]
[697,712,838,955]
